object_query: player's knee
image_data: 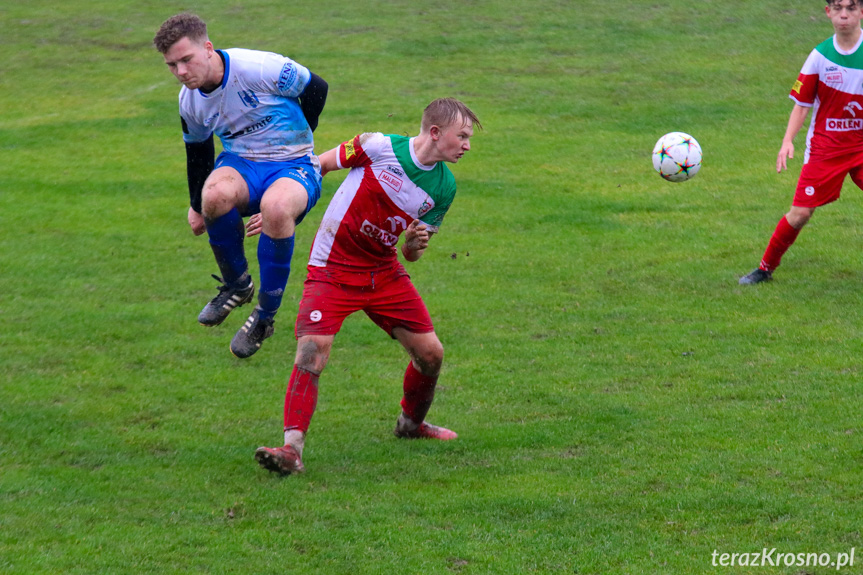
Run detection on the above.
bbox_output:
[787,207,814,229]
[260,188,307,231]
[261,188,308,221]
[295,337,329,373]
[201,183,235,218]
[414,340,444,376]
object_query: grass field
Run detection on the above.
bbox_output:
[3,1,863,573]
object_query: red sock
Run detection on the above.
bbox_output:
[400,362,438,424]
[284,365,319,433]
[760,216,801,272]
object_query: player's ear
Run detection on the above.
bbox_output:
[429,125,441,141]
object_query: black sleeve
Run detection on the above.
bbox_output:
[298,72,328,132]
[184,133,214,214]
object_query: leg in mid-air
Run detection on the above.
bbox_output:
[197,167,255,326]
[231,175,316,358]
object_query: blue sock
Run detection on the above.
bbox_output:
[206,208,248,286]
[257,233,294,320]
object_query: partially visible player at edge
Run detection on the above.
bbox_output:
[254,98,481,476]
[740,0,863,284]
[153,14,327,357]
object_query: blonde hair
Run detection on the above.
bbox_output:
[421,98,482,133]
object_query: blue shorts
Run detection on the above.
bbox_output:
[214,152,322,223]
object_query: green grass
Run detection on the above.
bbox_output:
[2,1,863,573]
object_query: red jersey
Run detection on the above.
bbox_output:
[307,133,456,286]
[791,33,863,161]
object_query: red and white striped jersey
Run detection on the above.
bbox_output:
[307,132,456,285]
[791,32,863,161]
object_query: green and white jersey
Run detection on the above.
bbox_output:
[308,133,456,277]
[791,32,863,160]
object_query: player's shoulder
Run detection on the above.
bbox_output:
[357,132,385,146]
[815,36,835,53]
[223,47,282,60]
[384,133,409,144]
[811,34,863,70]
[353,132,390,156]
[223,47,294,71]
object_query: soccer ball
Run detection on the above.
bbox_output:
[652,132,702,182]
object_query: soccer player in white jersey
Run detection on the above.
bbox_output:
[254,98,481,475]
[740,0,863,284]
[153,14,328,357]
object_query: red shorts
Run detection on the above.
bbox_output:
[294,270,434,338]
[794,151,863,207]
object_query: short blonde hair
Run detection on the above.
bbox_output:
[421,98,482,133]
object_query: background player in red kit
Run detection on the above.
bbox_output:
[740,0,863,284]
[254,98,481,475]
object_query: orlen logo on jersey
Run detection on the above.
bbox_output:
[379,169,403,193]
[360,219,398,246]
[826,118,863,131]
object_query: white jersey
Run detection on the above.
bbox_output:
[179,48,313,161]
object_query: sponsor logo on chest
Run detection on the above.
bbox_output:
[239,90,260,108]
[826,117,863,131]
[825,65,844,85]
[360,219,398,246]
[379,171,403,193]
[222,115,274,139]
[378,166,404,193]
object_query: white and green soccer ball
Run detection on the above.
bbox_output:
[652,132,702,182]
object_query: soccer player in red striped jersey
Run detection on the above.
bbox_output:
[740,0,863,284]
[254,98,481,475]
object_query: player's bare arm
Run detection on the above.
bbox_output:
[402,219,432,262]
[319,133,375,177]
[777,104,810,173]
[318,147,340,177]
